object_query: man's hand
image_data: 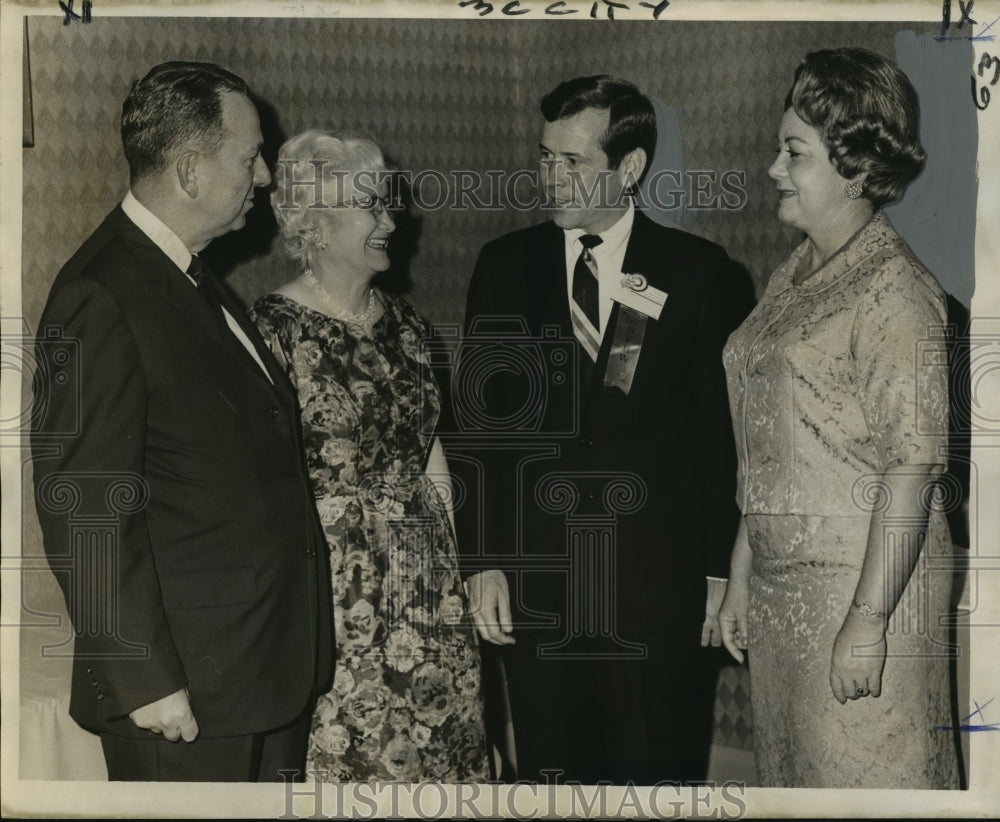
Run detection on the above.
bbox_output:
[129,687,199,742]
[464,570,515,645]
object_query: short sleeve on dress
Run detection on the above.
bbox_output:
[851,258,949,471]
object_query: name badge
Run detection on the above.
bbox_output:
[610,273,667,320]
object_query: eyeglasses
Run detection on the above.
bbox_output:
[331,194,395,218]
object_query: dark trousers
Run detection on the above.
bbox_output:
[502,629,719,785]
[100,706,312,782]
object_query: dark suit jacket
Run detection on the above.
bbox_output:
[31,206,333,739]
[457,210,754,635]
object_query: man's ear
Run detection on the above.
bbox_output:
[176,151,200,199]
[619,147,647,193]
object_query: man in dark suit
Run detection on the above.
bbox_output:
[456,75,753,784]
[30,62,332,781]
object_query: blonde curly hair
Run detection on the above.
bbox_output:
[270,129,387,266]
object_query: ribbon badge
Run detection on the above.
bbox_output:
[604,272,664,396]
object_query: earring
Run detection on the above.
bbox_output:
[844,179,864,200]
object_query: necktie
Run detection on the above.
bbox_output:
[186,256,274,382]
[572,234,603,331]
[187,255,226,325]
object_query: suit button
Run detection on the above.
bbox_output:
[268,405,280,418]
[86,666,93,674]
[96,693,104,701]
[578,437,592,447]
[92,679,99,688]
[306,546,317,559]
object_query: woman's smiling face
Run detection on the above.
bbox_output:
[317,171,395,278]
[767,109,854,238]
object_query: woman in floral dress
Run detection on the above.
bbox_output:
[251,129,487,782]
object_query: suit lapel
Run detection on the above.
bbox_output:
[588,301,620,399]
[620,210,660,288]
[213,276,296,400]
[536,222,573,336]
[110,208,287,400]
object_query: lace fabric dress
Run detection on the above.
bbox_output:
[722,213,959,788]
[251,290,488,782]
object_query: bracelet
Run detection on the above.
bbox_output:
[852,599,886,619]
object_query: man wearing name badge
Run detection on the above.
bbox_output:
[30,62,333,781]
[459,75,754,784]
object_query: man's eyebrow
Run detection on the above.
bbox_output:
[538,142,584,159]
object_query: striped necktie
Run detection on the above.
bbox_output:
[571,234,603,360]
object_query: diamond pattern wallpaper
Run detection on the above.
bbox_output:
[20,14,946,767]
[22,16,942,329]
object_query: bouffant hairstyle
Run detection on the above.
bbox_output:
[541,75,657,180]
[270,129,386,266]
[121,61,250,183]
[785,48,926,207]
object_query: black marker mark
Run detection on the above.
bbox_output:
[456,0,666,19]
[972,51,1000,110]
[942,0,978,35]
[458,0,494,16]
[959,0,979,26]
[979,51,1000,84]
[591,0,629,19]
[59,0,92,25]
[639,0,670,19]
[545,1,579,13]
[502,0,531,15]
[939,0,994,40]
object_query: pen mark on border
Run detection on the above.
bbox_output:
[935,696,1000,732]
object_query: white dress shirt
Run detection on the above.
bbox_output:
[121,192,271,381]
[562,199,635,338]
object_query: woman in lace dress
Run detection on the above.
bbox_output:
[718,49,959,788]
[250,130,487,782]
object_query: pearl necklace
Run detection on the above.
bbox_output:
[303,269,379,328]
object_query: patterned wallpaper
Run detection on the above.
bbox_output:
[22,16,941,331]
[20,15,945,764]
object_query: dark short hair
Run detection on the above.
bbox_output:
[121,61,250,183]
[785,48,926,207]
[540,75,657,179]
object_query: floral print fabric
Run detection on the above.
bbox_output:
[723,213,959,788]
[251,291,488,782]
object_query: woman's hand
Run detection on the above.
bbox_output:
[718,578,750,664]
[830,610,887,704]
[700,578,728,647]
